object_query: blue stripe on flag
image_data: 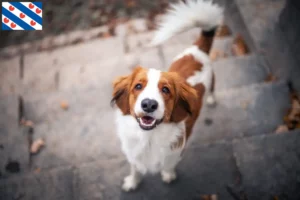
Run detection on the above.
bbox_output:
[9,2,42,25]
[2,22,13,30]
[2,8,35,30]
[33,2,42,9]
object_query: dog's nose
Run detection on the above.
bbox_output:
[141,98,158,113]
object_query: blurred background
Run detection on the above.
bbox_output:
[0,0,174,48]
[1,0,300,200]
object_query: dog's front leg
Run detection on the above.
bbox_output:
[122,164,142,192]
[160,152,181,184]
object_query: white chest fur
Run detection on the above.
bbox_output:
[115,109,185,174]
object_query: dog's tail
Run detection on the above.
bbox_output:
[149,0,223,54]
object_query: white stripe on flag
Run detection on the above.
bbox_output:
[20,2,43,18]
[2,2,42,30]
[2,14,24,30]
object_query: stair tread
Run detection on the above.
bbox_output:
[1,130,300,200]
[190,81,290,144]
[213,53,269,90]
[0,95,29,178]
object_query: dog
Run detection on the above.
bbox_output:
[111,0,223,191]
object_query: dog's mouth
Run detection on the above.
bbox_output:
[136,115,163,131]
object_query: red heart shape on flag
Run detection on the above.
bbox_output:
[36,8,41,14]
[4,18,9,23]
[20,13,25,18]
[9,6,15,11]
[11,22,16,28]
[30,20,36,26]
[29,3,34,9]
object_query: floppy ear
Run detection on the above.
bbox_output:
[111,67,143,115]
[171,76,198,122]
[111,75,131,114]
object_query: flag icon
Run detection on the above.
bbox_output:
[2,2,42,30]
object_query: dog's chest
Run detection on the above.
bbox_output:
[115,110,185,173]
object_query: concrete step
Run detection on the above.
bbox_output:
[216,0,256,52]
[190,81,290,144]
[76,144,237,200]
[162,36,236,67]
[233,129,300,200]
[235,0,300,96]
[213,54,269,91]
[23,80,289,170]
[0,166,76,200]
[0,95,29,178]
[23,53,269,125]
[209,36,235,61]
[22,36,125,94]
[0,57,21,95]
[1,130,299,200]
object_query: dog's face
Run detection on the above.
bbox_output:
[111,67,197,131]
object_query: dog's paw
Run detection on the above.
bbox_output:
[122,175,140,192]
[206,95,216,107]
[161,171,177,184]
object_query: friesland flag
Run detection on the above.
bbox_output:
[2,2,42,30]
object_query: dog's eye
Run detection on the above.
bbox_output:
[162,86,170,94]
[135,83,142,90]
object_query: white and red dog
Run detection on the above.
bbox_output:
[111,0,223,191]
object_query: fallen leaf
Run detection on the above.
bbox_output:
[30,139,45,154]
[241,101,250,110]
[216,24,231,37]
[273,196,279,200]
[211,194,218,200]
[275,125,288,134]
[20,118,34,127]
[103,32,111,38]
[34,167,41,174]
[283,91,300,130]
[201,195,211,200]
[232,34,249,56]
[125,0,137,8]
[265,74,277,82]
[209,50,227,61]
[60,101,69,110]
[200,194,218,200]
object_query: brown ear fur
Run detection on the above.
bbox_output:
[111,67,142,115]
[171,74,198,122]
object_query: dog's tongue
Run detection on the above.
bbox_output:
[141,116,155,125]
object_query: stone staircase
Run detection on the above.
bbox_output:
[1,0,300,199]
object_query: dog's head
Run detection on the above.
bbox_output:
[111,67,198,131]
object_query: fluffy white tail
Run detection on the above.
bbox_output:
[149,0,224,46]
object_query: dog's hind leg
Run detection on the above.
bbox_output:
[206,70,216,107]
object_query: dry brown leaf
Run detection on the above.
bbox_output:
[103,32,111,38]
[216,25,231,37]
[211,194,218,200]
[25,120,34,127]
[201,195,211,200]
[209,50,219,61]
[60,101,69,110]
[232,34,249,56]
[241,101,250,110]
[20,118,34,127]
[265,74,277,83]
[209,50,227,61]
[30,139,45,154]
[273,196,279,200]
[200,194,218,200]
[34,167,41,174]
[125,0,136,8]
[283,92,300,130]
[275,125,289,134]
